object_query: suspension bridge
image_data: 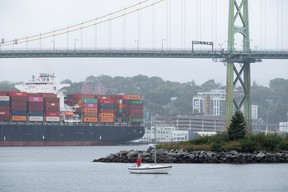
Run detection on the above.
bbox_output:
[0,0,288,131]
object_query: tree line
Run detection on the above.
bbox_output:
[1,75,287,123]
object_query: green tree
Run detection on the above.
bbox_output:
[228,110,246,141]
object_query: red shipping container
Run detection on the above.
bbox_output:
[0,106,9,111]
[11,106,27,111]
[28,106,44,112]
[111,95,123,100]
[98,109,117,113]
[45,112,60,116]
[44,97,59,102]
[71,94,94,99]
[28,97,43,102]
[45,102,60,107]
[40,93,57,98]
[10,101,27,107]
[27,93,41,97]
[0,111,9,116]
[98,99,116,104]
[28,102,43,107]
[82,103,97,108]
[0,115,10,121]
[10,96,27,102]
[44,106,59,112]
[97,95,112,100]
[9,92,27,97]
[0,92,8,96]
[129,113,144,118]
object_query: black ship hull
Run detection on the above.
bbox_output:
[0,123,145,146]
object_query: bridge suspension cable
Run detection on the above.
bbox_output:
[1,0,164,47]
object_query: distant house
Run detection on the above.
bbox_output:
[81,80,106,95]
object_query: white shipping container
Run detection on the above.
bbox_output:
[45,116,60,122]
[28,116,44,122]
[0,96,10,101]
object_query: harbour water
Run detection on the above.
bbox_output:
[1,145,288,192]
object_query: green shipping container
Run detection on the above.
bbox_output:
[127,100,144,105]
[82,98,97,104]
[130,118,144,123]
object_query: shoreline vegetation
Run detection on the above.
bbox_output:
[93,111,288,164]
[93,133,288,164]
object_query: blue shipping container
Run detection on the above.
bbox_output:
[28,111,44,116]
[0,101,9,106]
[11,111,27,116]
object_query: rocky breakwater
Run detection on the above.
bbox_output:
[93,147,288,163]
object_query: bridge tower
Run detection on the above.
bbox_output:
[226,0,252,132]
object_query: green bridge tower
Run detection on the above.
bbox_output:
[226,0,254,132]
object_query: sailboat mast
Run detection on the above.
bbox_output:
[154,116,157,164]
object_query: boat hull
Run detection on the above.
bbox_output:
[128,164,172,174]
[0,123,145,146]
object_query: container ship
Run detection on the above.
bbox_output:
[0,73,145,146]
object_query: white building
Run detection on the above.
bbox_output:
[193,89,259,119]
[251,105,258,120]
[140,126,190,143]
[279,122,288,132]
[192,89,226,116]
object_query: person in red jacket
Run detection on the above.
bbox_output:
[136,154,142,167]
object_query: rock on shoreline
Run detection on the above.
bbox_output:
[93,147,288,164]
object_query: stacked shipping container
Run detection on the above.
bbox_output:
[0,92,144,125]
[64,94,144,125]
[44,95,60,122]
[27,93,44,122]
[0,92,10,121]
[10,92,27,121]
[82,98,98,123]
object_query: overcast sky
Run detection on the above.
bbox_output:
[0,0,287,86]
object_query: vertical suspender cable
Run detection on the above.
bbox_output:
[152,0,156,49]
[95,19,98,50]
[67,26,69,50]
[181,0,184,49]
[196,0,199,40]
[264,0,266,49]
[109,14,112,49]
[184,0,186,50]
[123,9,126,50]
[166,0,169,50]
[215,0,217,46]
[281,0,283,50]
[199,0,201,42]
[138,1,141,50]
[212,0,214,43]
[260,0,262,49]
[81,23,83,49]
[168,0,171,49]
[277,0,279,50]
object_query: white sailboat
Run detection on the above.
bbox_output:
[128,120,172,174]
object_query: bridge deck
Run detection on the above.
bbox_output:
[0,50,288,61]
